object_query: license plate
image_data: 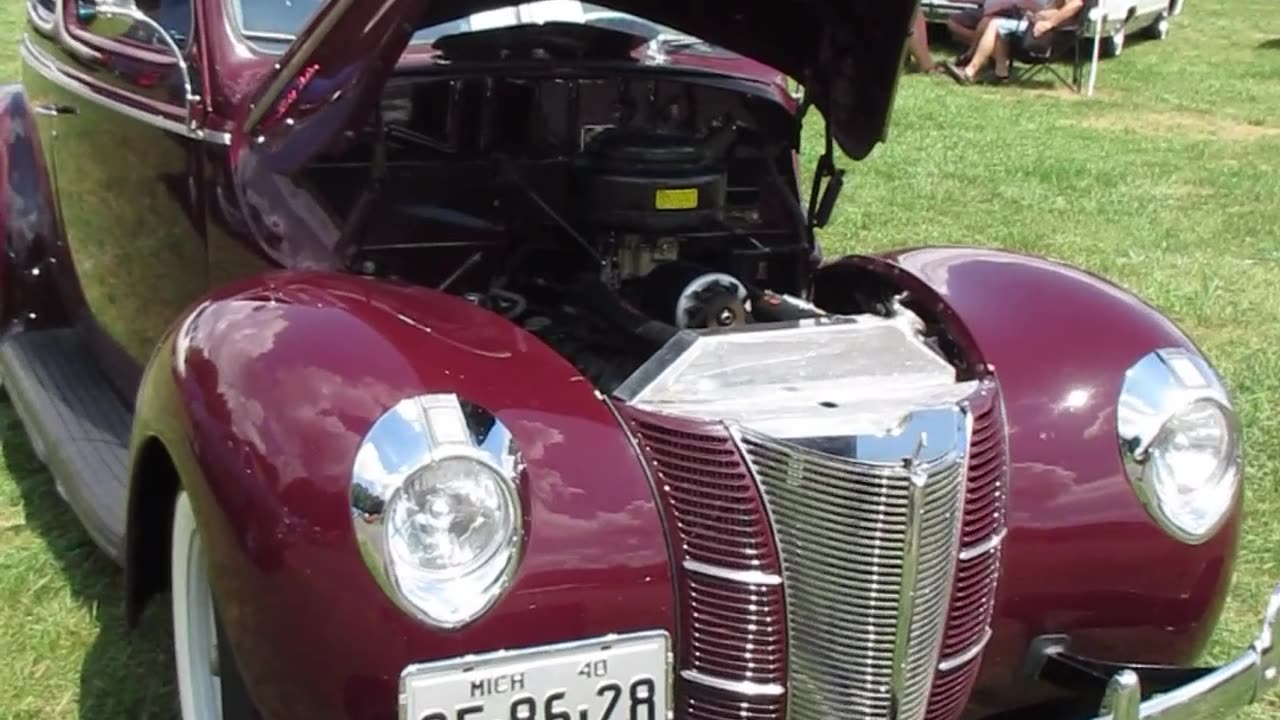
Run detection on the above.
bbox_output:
[400,631,671,720]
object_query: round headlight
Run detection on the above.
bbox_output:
[387,455,518,578]
[1118,349,1242,544]
[353,394,523,628]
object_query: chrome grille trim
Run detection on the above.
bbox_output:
[937,628,993,673]
[681,669,787,696]
[684,558,784,586]
[958,527,1007,561]
[733,406,970,720]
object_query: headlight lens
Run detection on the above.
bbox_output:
[352,394,523,628]
[1145,400,1238,538]
[1118,349,1242,544]
[387,456,517,579]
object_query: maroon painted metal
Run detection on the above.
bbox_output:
[817,248,1241,715]
[130,272,675,719]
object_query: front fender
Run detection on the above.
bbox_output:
[129,272,674,720]
[816,248,1240,711]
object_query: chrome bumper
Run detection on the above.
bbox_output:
[1092,585,1280,720]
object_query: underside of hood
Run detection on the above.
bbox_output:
[242,0,915,162]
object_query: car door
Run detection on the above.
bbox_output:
[21,0,207,393]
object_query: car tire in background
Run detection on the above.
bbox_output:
[1103,25,1126,56]
[1146,9,1171,39]
[172,492,259,720]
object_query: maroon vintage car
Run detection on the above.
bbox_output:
[2,0,1276,719]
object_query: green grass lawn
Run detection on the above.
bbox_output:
[2,1,1279,718]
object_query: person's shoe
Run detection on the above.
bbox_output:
[943,61,974,85]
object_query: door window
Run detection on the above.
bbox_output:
[73,0,194,49]
[64,0,196,108]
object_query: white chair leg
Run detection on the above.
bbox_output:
[1086,9,1105,96]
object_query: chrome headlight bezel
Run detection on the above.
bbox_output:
[351,394,524,629]
[1117,348,1242,544]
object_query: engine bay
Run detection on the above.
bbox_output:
[295,23,898,391]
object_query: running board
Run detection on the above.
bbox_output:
[0,328,131,563]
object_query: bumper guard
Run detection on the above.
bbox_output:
[1097,584,1279,719]
[1036,585,1280,720]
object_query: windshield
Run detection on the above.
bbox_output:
[233,0,700,51]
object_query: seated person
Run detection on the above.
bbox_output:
[947,0,1019,48]
[950,0,1040,64]
[944,0,1084,84]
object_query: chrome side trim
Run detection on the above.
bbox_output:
[204,130,233,146]
[958,527,1007,561]
[937,628,992,673]
[680,669,785,697]
[682,558,782,586]
[20,35,232,146]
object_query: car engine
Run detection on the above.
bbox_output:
[305,22,843,391]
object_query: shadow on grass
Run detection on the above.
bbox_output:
[1259,38,1280,51]
[0,398,177,719]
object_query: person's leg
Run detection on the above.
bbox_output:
[961,18,1004,77]
[908,7,939,72]
[992,35,1012,79]
[957,16,992,63]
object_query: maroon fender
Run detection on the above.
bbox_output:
[0,85,77,332]
[127,271,675,720]
[815,247,1241,714]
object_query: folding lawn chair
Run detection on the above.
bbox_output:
[1010,0,1107,95]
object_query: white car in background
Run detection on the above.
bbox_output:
[921,0,1183,56]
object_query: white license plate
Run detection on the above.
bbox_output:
[400,631,671,720]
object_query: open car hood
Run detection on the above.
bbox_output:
[242,0,916,162]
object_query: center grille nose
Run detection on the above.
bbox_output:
[736,423,967,720]
[618,382,1005,720]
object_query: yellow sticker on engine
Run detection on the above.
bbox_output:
[655,188,699,210]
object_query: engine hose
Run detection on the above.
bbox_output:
[567,275,679,350]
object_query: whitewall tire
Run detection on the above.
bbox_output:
[172,492,224,720]
[1103,26,1126,57]
[1148,11,1171,39]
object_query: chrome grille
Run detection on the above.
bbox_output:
[735,409,969,720]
